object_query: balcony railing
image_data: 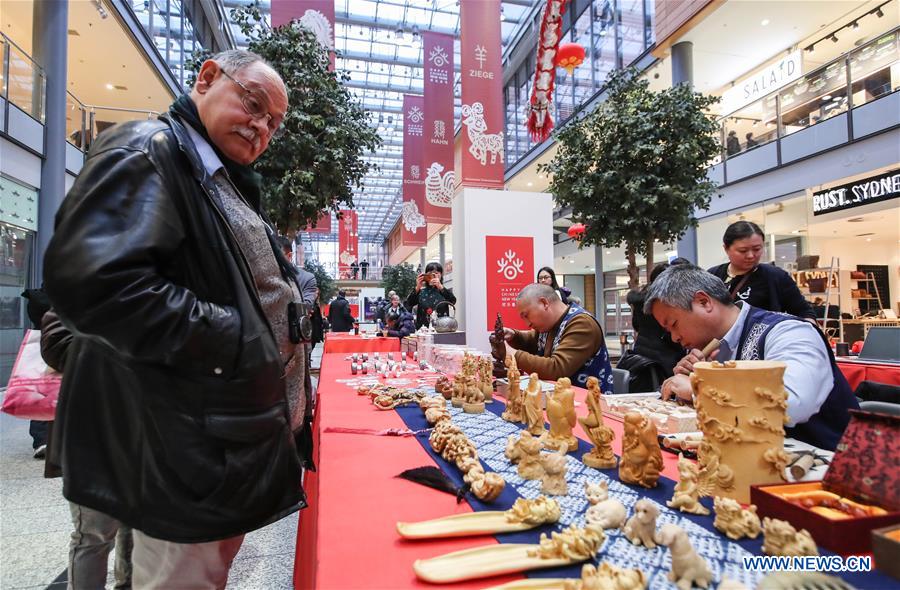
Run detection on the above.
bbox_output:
[716,28,899,162]
[1,32,46,123]
[66,101,159,152]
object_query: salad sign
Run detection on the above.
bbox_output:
[721,50,802,115]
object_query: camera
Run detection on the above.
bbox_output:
[288,301,312,344]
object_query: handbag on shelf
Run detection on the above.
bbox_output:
[796,255,820,270]
[1,330,61,421]
[850,271,867,280]
[806,277,827,293]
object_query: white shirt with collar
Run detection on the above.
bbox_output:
[184,124,225,177]
[719,302,832,427]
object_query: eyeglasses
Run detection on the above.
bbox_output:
[219,69,285,139]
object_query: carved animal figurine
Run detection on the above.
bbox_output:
[501,355,525,423]
[579,376,618,469]
[451,374,467,408]
[622,499,659,549]
[540,444,569,496]
[762,517,818,556]
[504,434,522,464]
[564,562,647,590]
[583,481,627,530]
[543,378,578,452]
[476,357,494,402]
[619,412,663,488]
[655,524,713,590]
[524,373,546,437]
[462,383,485,414]
[713,497,761,540]
[667,454,712,515]
[516,431,545,480]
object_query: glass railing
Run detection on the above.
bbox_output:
[66,92,88,149]
[1,32,46,122]
[717,28,899,159]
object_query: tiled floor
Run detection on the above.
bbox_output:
[0,346,322,590]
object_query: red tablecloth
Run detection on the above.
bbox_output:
[294,353,680,589]
[836,359,900,390]
[322,333,401,354]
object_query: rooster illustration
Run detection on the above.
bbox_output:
[424,162,454,207]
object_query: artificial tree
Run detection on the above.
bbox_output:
[540,68,721,289]
[189,1,381,234]
[380,263,418,300]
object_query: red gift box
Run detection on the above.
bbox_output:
[751,410,900,555]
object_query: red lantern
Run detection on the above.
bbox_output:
[567,222,586,240]
[555,43,585,75]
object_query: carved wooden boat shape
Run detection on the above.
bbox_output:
[413,544,579,583]
[397,511,543,539]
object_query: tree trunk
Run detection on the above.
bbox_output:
[645,237,655,287]
[625,242,640,291]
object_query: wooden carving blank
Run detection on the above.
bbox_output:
[396,512,540,539]
[412,544,575,583]
[482,580,569,590]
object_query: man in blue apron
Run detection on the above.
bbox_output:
[494,283,613,394]
[644,264,857,451]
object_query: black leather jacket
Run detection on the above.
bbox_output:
[43,115,304,543]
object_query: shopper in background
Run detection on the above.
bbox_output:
[708,221,815,320]
[279,236,317,307]
[19,287,51,459]
[646,264,857,450]
[494,283,613,392]
[43,50,305,588]
[328,290,355,332]
[745,132,758,148]
[536,266,570,304]
[406,262,456,329]
[379,308,415,339]
[726,130,740,155]
[360,258,369,280]
[310,288,324,352]
[619,258,690,391]
[350,260,359,279]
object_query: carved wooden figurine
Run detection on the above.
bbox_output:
[567,563,647,590]
[490,313,508,378]
[477,357,494,402]
[622,498,659,549]
[667,454,711,515]
[463,382,486,413]
[692,360,788,503]
[656,524,713,590]
[515,431,545,480]
[583,481,627,530]
[618,412,662,488]
[579,376,617,469]
[543,378,578,452]
[501,355,525,423]
[762,517,818,556]
[541,444,569,496]
[523,373,546,437]
[713,496,761,540]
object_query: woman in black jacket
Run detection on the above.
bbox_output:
[406,262,456,329]
[708,221,815,319]
[536,266,570,304]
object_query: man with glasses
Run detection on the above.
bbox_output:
[44,50,307,588]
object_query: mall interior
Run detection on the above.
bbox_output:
[1,0,899,589]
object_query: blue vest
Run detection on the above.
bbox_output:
[538,304,614,394]
[737,306,857,451]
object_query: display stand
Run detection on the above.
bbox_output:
[450,188,554,353]
[793,256,841,340]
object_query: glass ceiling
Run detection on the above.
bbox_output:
[226,0,538,242]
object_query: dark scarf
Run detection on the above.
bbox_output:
[169,95,297,281]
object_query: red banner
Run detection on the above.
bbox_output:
[271,0,335,69]
[305,211,331,234]
[485,236,533,331]
[401,95,427,246]
[338,210,358,279]
[460,0,505,188]
[422,32,455,224]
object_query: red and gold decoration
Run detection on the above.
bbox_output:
[567,222,586,241]
[526,0,570,143]
[555,42,585,75]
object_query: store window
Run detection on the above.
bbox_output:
[618,0,645,67]
[0,223,34,384]
[849,29,899,107]
[572,4,595,107]
[592,2,617,85]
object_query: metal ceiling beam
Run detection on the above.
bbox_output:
[337,50,460,72]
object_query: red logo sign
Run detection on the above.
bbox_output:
[485,236,534,330]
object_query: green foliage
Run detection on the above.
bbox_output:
[380,264,418,300]
[191,1,381,233]
[540,68,721,288]
[303,259,337,302]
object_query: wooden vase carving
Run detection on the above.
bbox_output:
[691,360,788,504]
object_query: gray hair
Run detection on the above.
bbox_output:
[643,264,732,314]
[517,283,560,304]
[209,49,270,75]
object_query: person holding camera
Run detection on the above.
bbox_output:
[405,262,456,329]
